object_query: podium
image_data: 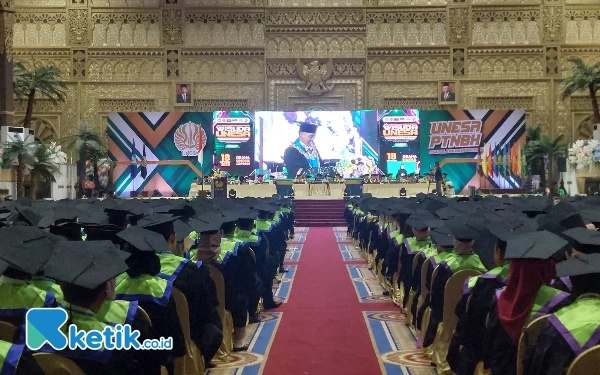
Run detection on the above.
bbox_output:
[211,177,228,198]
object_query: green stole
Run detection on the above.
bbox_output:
[115,273,172,307]
[549,295,600,356]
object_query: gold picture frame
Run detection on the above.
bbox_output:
[174,83,193,106]
[438,80,458,105]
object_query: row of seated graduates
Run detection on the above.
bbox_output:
[345,193,600,375]
[0,195,294,375]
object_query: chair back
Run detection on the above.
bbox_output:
[206,264,234,359]
[516,314,549,375]
[171,287,206,375]
[568,345,600,375]
[442,270,482,326]
[416,258,433,316]
[0,321,17,343]
[183,236,194,253]
[137,306,152,326]
[32,353,86,375]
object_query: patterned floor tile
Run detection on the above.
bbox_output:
[364,311,437,375]
[273,265,297,303]
[285,244,302,262]
[335,231,353,243]
[346,264,391,303]
[339,243,364,261]
[207,312,282,375]
[333,226,348,232]
[288,232,307,243]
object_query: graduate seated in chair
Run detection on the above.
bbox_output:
[41,241,164,375]
[114,227,187,370]
[447,219,534,375]
[483,230,573,375]
[422,217,488,350]
[139,215,224,366]
[0,340,44,375]
[525,228,600,375]
[0,227,58,328]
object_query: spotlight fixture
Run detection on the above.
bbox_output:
[399,188,407,197]
[228,189,237,198]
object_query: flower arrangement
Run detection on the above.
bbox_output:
[568,139,600,171]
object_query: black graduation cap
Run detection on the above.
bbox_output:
[0,227,58,274]
[296,121,319,134]
[188,215,224,234]
[561,227,600,254]
[406,211,435,231]
[0,260,8,275]
[44,241,130,290]
[137,214,180,229]
[424,220,445,230]
[504,230,570,260]
[473,229,497,269]
[445,217,485,242]
[556,253,600,277]
[435,207,462,220]
[117,226,168,252]
[487,219,534,243]
[14,205,41,226]
[581,209,600,226]
[173,220,192,243]
[430,228,454,248]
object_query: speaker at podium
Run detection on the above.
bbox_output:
[211,177,228,198]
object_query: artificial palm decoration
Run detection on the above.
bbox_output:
[561,57,600,124]
[61,123,106,196]
[526,132,567,190]
[13,62,68,129]
[525,125,544,180]
[29,142,66,199]
[1,137,37,199]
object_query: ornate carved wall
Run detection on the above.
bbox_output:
[5,0,600,142]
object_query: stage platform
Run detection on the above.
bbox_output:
[189,181,431,198]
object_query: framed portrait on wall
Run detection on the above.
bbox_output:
[175,83,193,106]
[438,80,458,105]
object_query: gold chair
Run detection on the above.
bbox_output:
[568,345,600,375]
[32,353,86,375]
[516,314,549,375]
[421,266,439,359]
[432,269,483,374]
[416,258,433,328]
[405,256,423,328]
[171,287,206,375]
[206,264,234,361]
[0,321,17,343]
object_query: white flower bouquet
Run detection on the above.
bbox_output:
[568,139,600,171]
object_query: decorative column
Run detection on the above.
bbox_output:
[0,0,14,127]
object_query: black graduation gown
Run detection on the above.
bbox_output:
[524,321,588,375]
[283,146,322,178]
[416,259,436,330]
[409,253,427,326]
[71,311,163,375]
[447,276,507,375]
[483,296,573,375]
[15,352,45,375]
[217,246,255,328]
[423,263,454,347]
[399,240,416,308]
[250,232,277,306]
[173,263,223,364]
[137,297,186,360]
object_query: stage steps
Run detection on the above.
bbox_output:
[293,199,346,227]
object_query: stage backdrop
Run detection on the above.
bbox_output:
[419,109,527,194]
[108,112,214,197]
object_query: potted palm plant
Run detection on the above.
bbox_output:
[526,132,567,191]
[13,62,67,129]
[29,142,66,199]
[561,57,600,136]
[0,136,37,199]
[61,123,106,197]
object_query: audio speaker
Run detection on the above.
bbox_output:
[557,157,567,173]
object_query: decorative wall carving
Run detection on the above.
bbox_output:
[382,98,442,110]
[182,58,264,82]
[565,9,600,44]
[5,0,596,142]
[471,8,540,45]
[466,56,544,79]
[68,8,89,45]
[13,12,66,47]
[269,78,362,110]
[98,98,156,112]
[368,82,437,109]
[476,96,534,110]
[462,81,550,131]
[543,6,563,43]
[368,58,450,80]
[449,7,469,45]
[91,11,160,47]
[366,10,447,46]
[184,12,264,47]
[570,97,593,111]
[266,35,365,58]
[14,98,63,112]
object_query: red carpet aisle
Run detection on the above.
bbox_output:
[263,227,394,375]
